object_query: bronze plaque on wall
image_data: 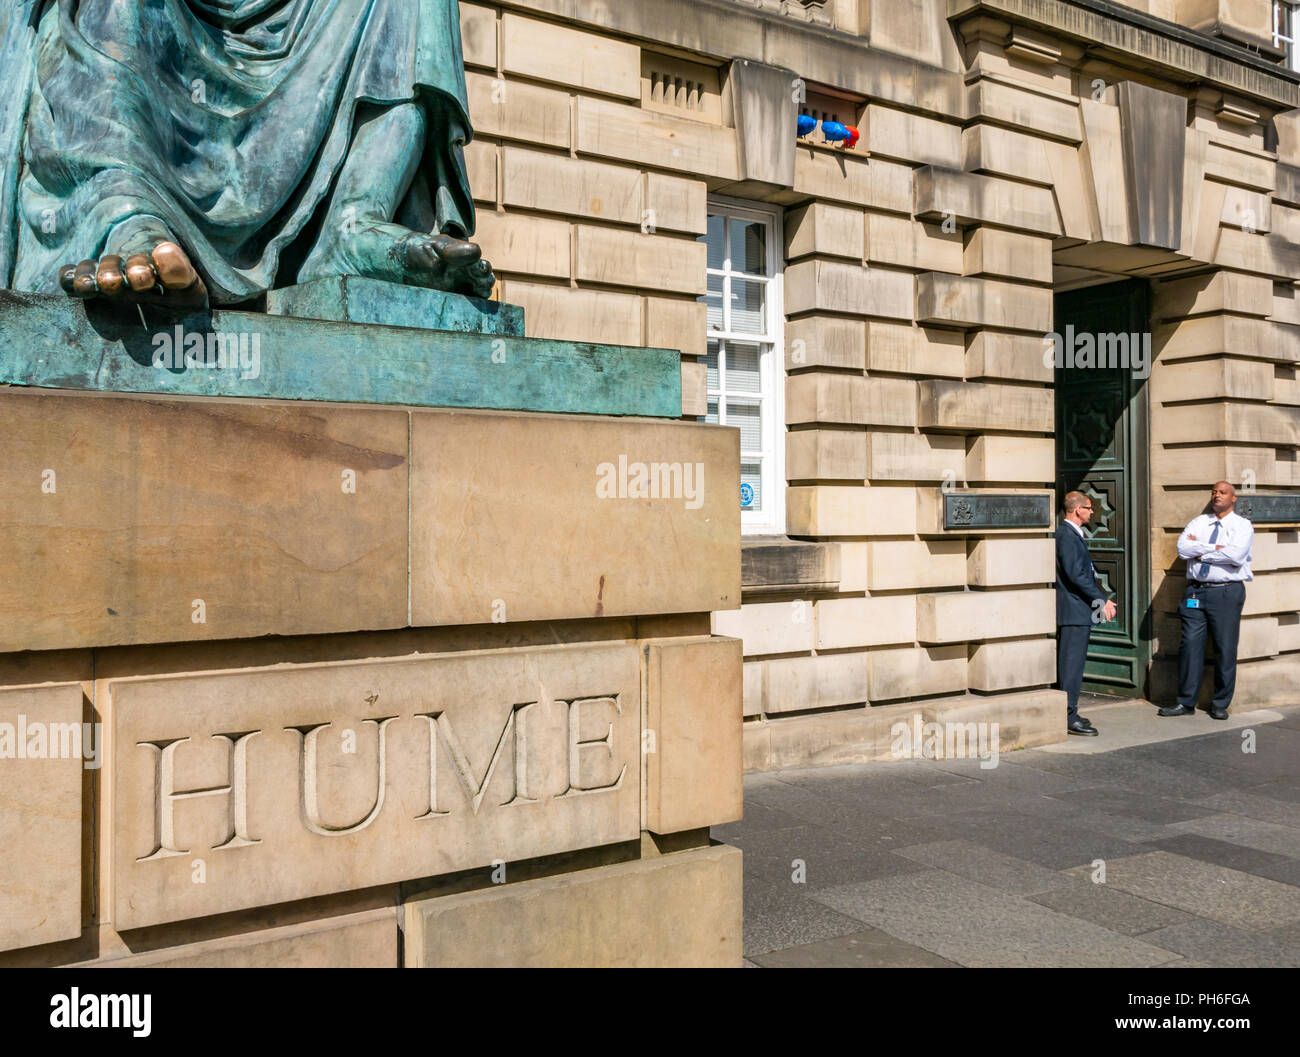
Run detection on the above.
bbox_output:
[944,494,1053,530]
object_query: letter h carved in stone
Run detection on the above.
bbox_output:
[137,731,262,861]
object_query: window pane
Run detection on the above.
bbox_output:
[706,399,719,424]
[728,400,762,452]
[729,218,767,275]
[702,273,724,332]
[706,341,719,391]
[702,215,726,270]
[741,461,762,512]
[729,278,767,335]
[725,342,761,393]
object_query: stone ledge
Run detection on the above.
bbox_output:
[743,688,1067,771]
[741,537,842,595]
[951,0,1300,109]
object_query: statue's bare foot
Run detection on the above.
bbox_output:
[58,242,207,314]
[400,233,496,299]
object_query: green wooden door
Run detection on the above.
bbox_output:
[1054,280,1153,696]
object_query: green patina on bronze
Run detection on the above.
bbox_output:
[0,0,494,305]
[0,289,684,417]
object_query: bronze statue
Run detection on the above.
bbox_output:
[0,0,495,312]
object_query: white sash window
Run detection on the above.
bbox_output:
[699,198,785,535]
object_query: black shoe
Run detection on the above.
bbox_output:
[1210,708,1229,721]
[1076,716,1096,730]
[1158,704,1196,717]
[1067,719,1099,736]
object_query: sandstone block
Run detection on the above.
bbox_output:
[916,274,1054,332]
[867,541,966,590]
[713,600,814,657]
[468,71,571,149]
[646,297,707,360]
[575,225,706,295]
[1,392,407,653]
[787,374,918,427]
[765,708,895,769]
[499,280,641,345]
[968,638,1057,692]
[785,202,866,261]
[645,637,742,834]
[965,330,1054,383]
[475,210,571,279]
[863,104,962,168]
[412,412,739,625]
[918,379,1054,432]
[459,3,497,69]
[868,646,967,701]
[577,97,740,181]
[503,148,641,224]
[914,167,1060,235]
[785,259,913,319]
[814,595,918,650]
[762,653,869,715]
[93,909,398,968]
[865,321,964,378]
[967,538,1056,586]
[867,431,965,481]
[786,429,868,481]
[966,435,1056,483]
[866,214,963,273]
[963,228,1053,284]
[646,173,709,235]
[682,360,707,417]
[501,13,640,99]
[916,588,1055,643]
[465,140,498,203]
[786,485,919,536]
[0,684,84,953]
[1152,358,1275,403]
[786,316,866,371]
[404,845,742,967]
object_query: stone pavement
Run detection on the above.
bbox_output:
[717,699,1300,967]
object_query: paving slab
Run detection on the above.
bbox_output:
[919,807,1153,870]
[1013,749,1229,800]
[1120,726,1300,788]
[1140,918,1300,968]
[1160,812,1300,860]
[1048,786,1221,824]
[1191,789,1300,828]
[722,823,929,891]
[742,876,866,957]
[1063,851,1300,931]
[751,928,960,968]
[810,869,1180,968]
[1036,702,1282,754]
[1026,875,1194,936]
[1141,833,1294,876]
[894,840,1068,896]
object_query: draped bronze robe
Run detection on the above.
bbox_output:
[0,0,477,303]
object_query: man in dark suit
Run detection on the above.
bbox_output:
[1055,491,1116,735]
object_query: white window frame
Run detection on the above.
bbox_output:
[1276,1,1300,71]
[702,196,786,536]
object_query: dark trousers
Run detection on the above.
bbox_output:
[1057,624,1091,721]
[1178,580,1246,712]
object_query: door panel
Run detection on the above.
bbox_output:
[1054,280,1152,696]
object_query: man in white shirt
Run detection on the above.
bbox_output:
[1160,481,1253,720]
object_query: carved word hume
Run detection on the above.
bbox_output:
[111,645,641,930]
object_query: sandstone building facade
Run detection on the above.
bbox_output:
[460,0,1300,769]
